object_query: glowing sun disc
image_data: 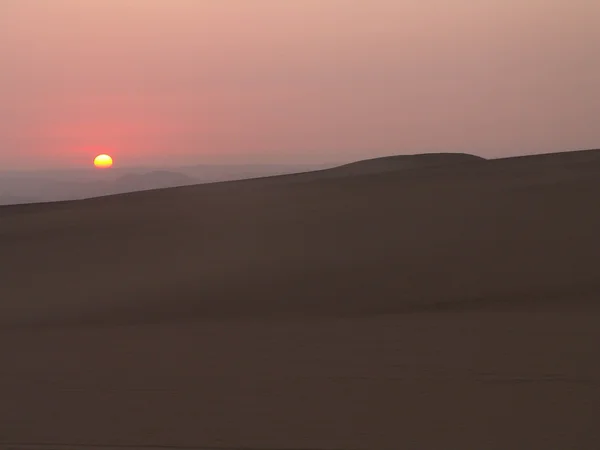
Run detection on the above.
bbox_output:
[94,154,113,169]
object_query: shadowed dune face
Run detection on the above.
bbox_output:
[2,150,600,449]
[1,150,600,326]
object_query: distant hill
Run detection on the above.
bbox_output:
[0,163,332,205]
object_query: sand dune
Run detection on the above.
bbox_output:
[1,149,599,326]
[1,150,600,448]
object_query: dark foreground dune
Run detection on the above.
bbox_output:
[1,150,600,449]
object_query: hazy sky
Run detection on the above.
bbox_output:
[2,0,599,169]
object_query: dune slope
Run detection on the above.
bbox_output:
[1,150,599,325]
[1,150,600,449]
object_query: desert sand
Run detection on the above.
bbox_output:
[1,150,600,449]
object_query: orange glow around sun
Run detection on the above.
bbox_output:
[94,154,114,169]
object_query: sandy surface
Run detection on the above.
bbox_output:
[1,150,600,448]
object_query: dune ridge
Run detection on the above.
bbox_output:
[1,149,600,326]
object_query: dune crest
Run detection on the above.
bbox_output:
[1,149,599,326]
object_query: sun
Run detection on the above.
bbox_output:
[94,154,114,169]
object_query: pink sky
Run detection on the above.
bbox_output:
[1,0,599,169]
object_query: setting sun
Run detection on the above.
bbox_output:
[94,154,114,169]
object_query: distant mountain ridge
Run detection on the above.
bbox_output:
[0,163,331,205]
